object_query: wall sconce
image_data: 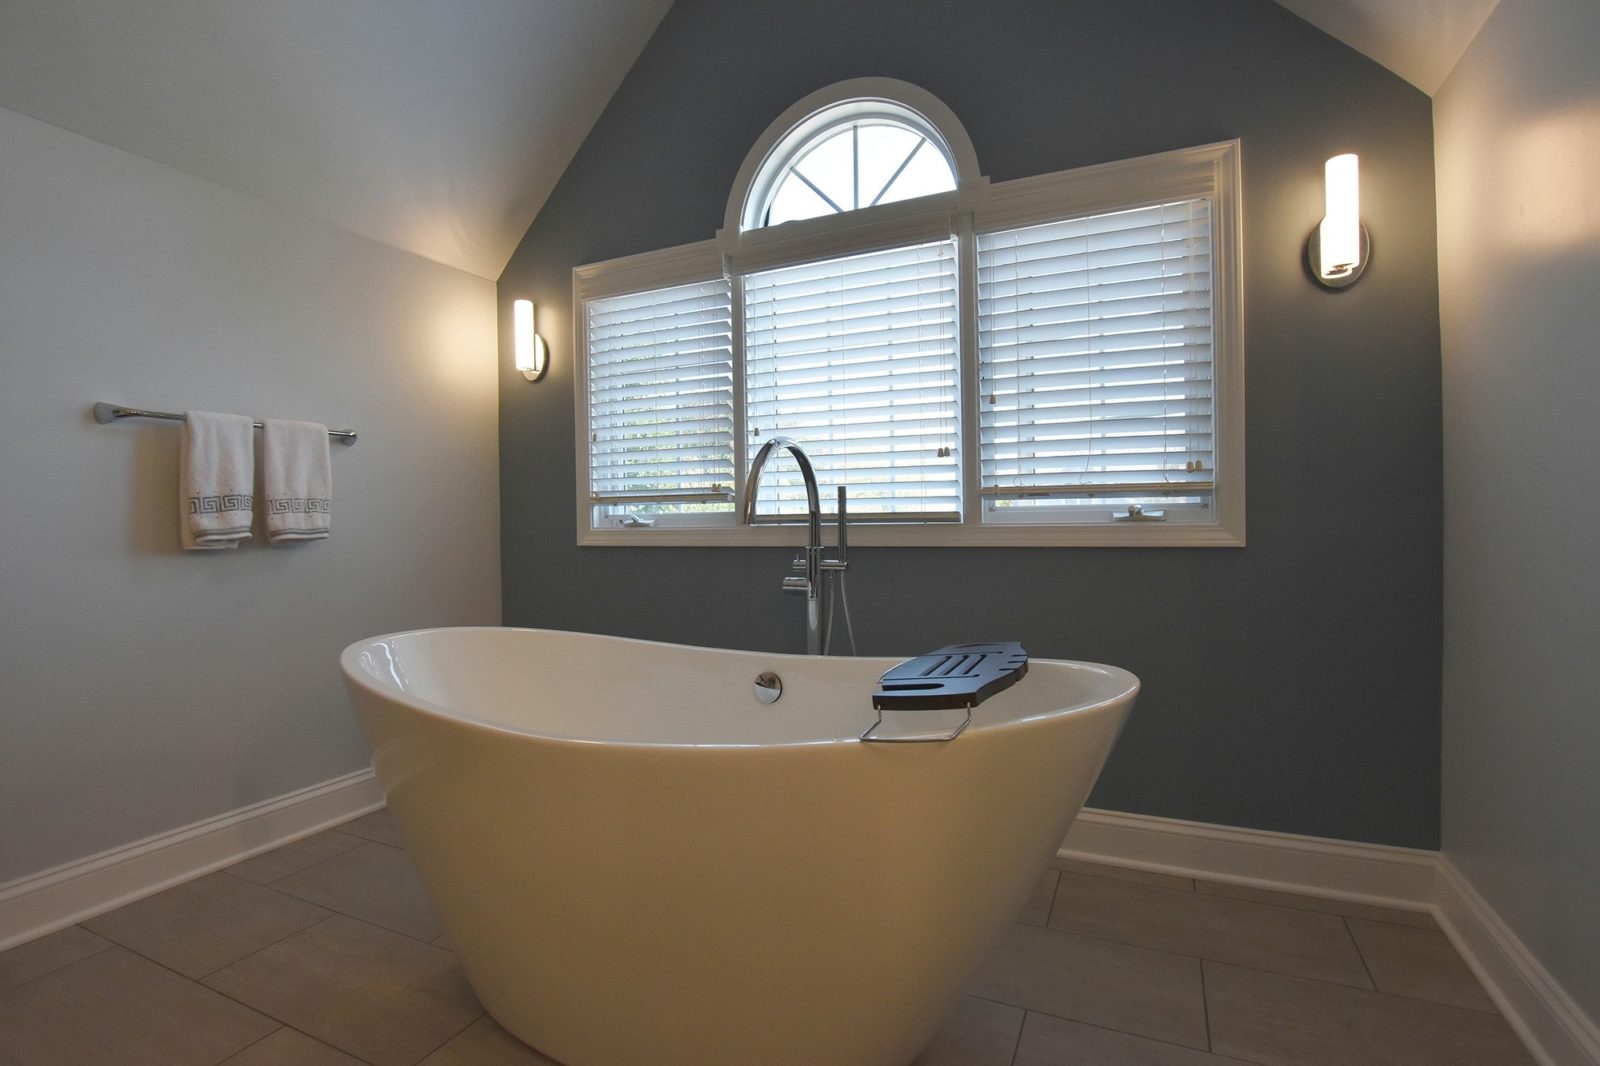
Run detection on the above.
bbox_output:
[513,299,548,381]
[1307,153,1370,289]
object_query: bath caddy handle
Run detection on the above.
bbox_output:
[859,706,972,743]
[861,642,1028,743]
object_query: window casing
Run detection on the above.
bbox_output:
[574,86,1242,547]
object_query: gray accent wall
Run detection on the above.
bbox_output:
[498,0,1444,847]
[1436,0,1600,1021]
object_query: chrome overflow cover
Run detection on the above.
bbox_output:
[753,672,783,704]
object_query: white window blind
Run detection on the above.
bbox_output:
[977,199,1214,515]
[743,240,960,519]
[586,278,735,510]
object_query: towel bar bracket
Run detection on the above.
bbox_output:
[92,403,357,444]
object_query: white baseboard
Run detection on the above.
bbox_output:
[1061,806,1438,910]
[1060,807,1599,1066]
[1433,857,1600,1066]
[0,768,382,952]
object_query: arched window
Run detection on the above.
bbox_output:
[728,79,980,235]
[749,105,957,228]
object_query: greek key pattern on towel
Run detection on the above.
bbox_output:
[188,493,253,515]
[266,497,332,515]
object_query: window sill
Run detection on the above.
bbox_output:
[577,522,1245,548]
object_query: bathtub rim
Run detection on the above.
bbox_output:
[340,626,1140,752]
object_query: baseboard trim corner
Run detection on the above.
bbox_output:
[0,768,382,952]
[1059,807,1599,1066]
[1433,857,1600,1066]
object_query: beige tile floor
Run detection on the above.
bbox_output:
[0,808,1534,1066]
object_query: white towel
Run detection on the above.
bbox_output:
[180,411,255,550]
[262,419,332,544]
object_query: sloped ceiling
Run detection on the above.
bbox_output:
[0,1,1494,280]
[1271,0,1501,94]
[0,0,671,279]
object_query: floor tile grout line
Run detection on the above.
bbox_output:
[334,811,401,848]
[1029,920,1373,990]
[1182,969,1291,1066]
[1199,953,1527,1021]
[0,927,116,999]
[1053,862,1197,893]
[965,993,1212,1057]
[1344,915,1381,992]
[82,889,334,986]
[219,829,366,886]
[261,841,451,950]
[1060,868,1405,934]
[194,912,346,985]
[80,862,338,963]
[995,984,1305,1066]
[1196,958,1532,1066]
[262,838,404,889]
[19,832,460,1056]
[16,937,296,1055]
[1009,919,1512,1018]
[210,1023,284,1066]
[188,915,362,1033]
[1194,881,1435,928]
[265,895,448,951]
[193,912,471,1066]
[1008,1007,1027,1066]
[409,1008,489,1065]
[1198,953,1213,1052]
[259,1023,387,1066]
[1066,866,1432,932]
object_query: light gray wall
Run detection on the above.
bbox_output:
[1435,0,1600,1021]
[498,0,1446,847]
[0,106,502,883]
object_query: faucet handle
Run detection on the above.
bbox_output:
[836,485,848,563]
[781,575,809,593]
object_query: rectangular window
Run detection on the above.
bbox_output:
[586,278,735,521]
[743,240,960,520]
[977,199,1215,525]
[574,141,1243,547]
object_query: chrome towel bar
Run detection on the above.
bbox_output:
[92,402,357,444]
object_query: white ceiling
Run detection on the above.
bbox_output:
[1271,0,1501,94]
[0,1,1494,281]
[0,0,671,279]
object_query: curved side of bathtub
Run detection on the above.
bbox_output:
[342,637,1134,1066]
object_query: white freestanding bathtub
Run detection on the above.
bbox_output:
[340,627,1137,1066]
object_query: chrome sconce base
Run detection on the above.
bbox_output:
[1306,222,1371,290]
[519,334,549,381]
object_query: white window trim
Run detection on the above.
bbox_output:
[573,137,1245,549]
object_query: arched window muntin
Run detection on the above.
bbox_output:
[746,101,958,229]
[724,78,982,238]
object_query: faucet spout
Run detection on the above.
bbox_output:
[742,437,844,656]
[742,436,820,522]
